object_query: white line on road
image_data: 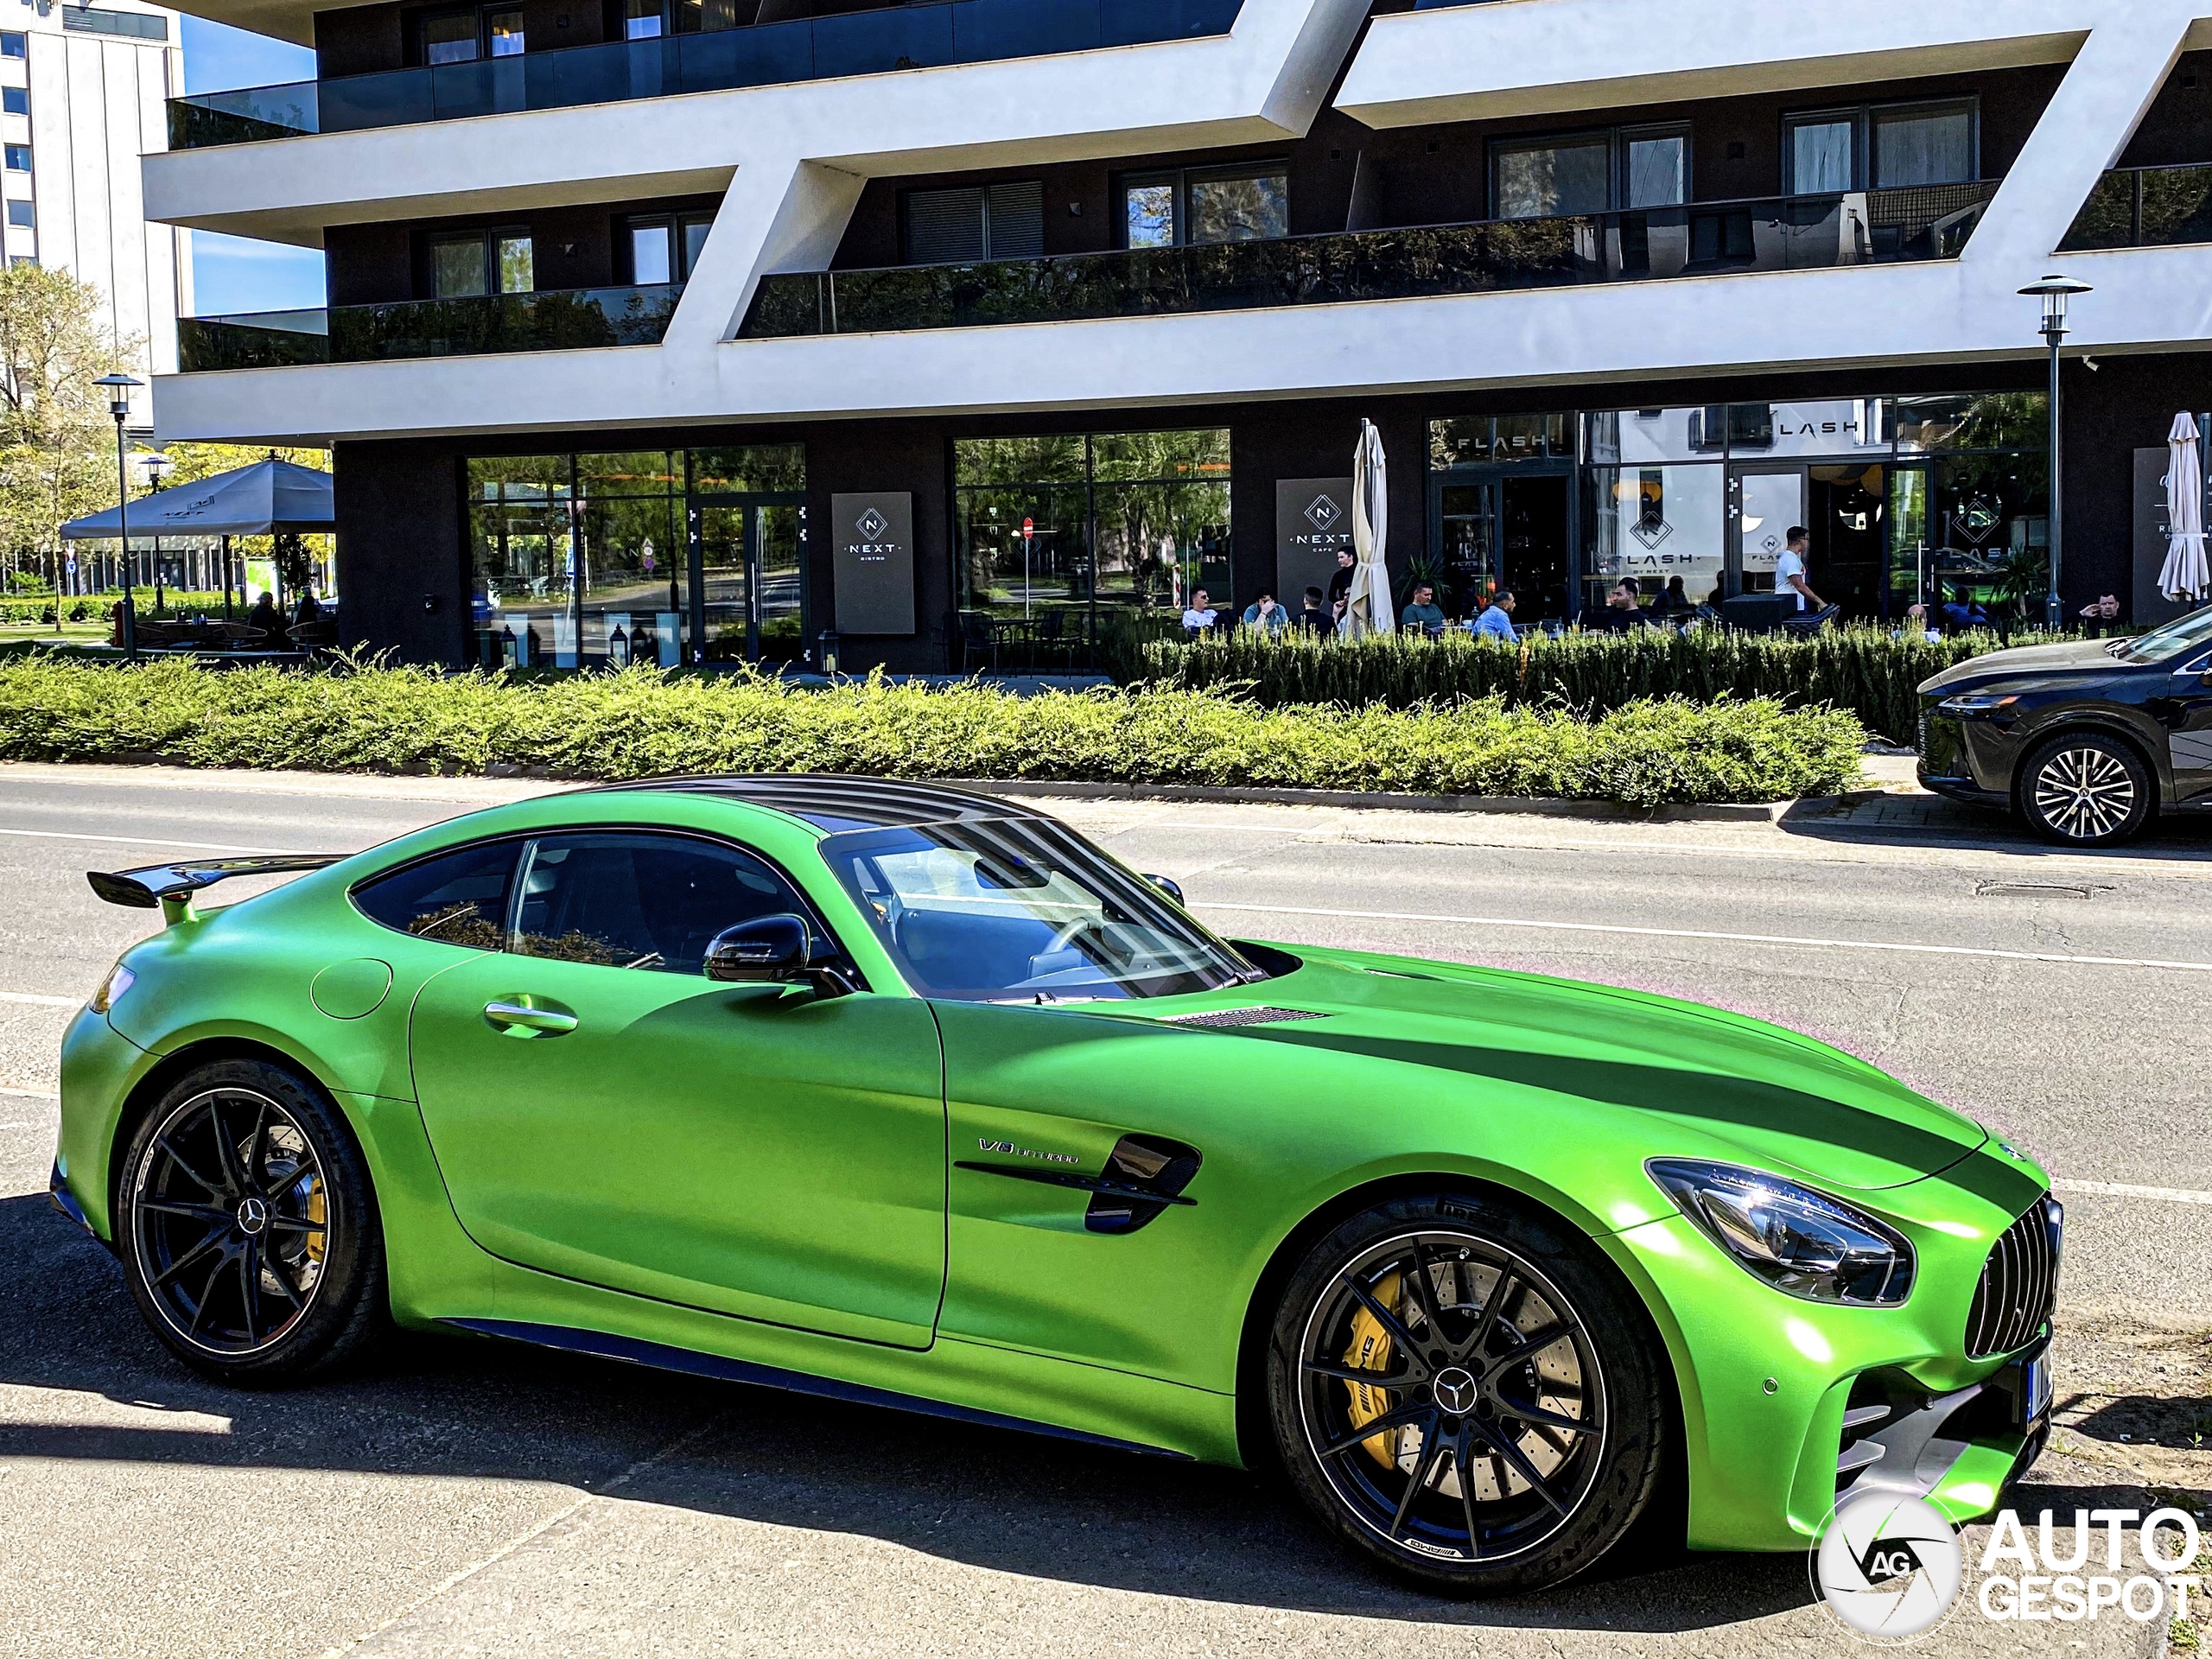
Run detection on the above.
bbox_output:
[1196,900,2212,974]
[2053,1178,2212,1207]
[0,1086,59,1100]
[0,990,79,1008]
[0,827,296,855]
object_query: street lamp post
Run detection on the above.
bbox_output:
[143,451,171,616]
[2018,276,2092,633]
[93,372,144,659]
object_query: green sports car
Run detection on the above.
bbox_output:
[51,776,2059,1594]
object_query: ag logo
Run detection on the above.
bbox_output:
[1304,494,1342,534]
[1813,1493,1964,1640]
[855,506,889,542]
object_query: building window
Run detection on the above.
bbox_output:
[1783,99,1978,194]
[3,88,27,117]
[625,0,663,40]
[60,7,168,38]
[903,181,1044,265]
[3,145,28,173]
[0,33,22,59]
[1491,125,1688,220]
[623,211,715,285]
[416,4,524,66]
[429,228,533,298]
[1118,165,1287,248]
[6,200,34,229]
[953,429,1232,643]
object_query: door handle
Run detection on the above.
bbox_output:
[483,999,578,1035]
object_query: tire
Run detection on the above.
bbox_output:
[118,1058,387,1385]
[2016,731,2154,847]
[1267,1191,1666,1596]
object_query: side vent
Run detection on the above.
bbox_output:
[1085,1135,1203,1236]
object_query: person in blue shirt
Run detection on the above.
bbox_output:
[1472,587,1519,643]
[1242,588,1291,632]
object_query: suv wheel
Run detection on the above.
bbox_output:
[1266,1192,1667,1596]
[2017,732,2153,847]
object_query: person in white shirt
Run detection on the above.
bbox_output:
[1181,589,1220,636]
[1774,527,1826,613]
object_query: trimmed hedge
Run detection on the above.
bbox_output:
[0,657,1866,807]
[1145,625,2056,747]
[0,591,230,625]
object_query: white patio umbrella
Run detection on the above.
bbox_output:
[1340,419,1393,639]
[2161,411,2211,603]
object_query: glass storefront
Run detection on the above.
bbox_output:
[1433,392,2047,623]
[467,444,804,668]
[954,428,1230,658]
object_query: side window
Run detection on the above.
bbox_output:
[509,831,821,976]
[352,840,519,949]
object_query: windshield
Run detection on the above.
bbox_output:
[2113,602,2212,664]
[817,816,1260,1002]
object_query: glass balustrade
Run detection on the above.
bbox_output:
[2061,163,2212,250]
[741,183,2001,339]
[165,0,1242,149]
[178,286,682,372]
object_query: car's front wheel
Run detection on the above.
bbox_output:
[118,1058,386,1384]
[2017,731,2154,847]
[1267,1192,1667,1596]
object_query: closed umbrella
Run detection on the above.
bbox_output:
[1340,419,1393,639]
[2161,411,2211,603]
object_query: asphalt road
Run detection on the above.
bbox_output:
[3,762,2207,1659]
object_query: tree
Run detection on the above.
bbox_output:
[0,264,139,601]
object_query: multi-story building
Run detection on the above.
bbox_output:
[8,0,188,400]
[145,0,2212,671]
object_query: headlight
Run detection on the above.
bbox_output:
[1646,1159,1915,1306]
[1936,691,2019,718]
[88,962,135,1014]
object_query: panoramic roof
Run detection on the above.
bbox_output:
[595,774,1050,834]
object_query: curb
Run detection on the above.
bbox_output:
[86,752,1890,822]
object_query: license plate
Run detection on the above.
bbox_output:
[2021,1351,2053,1430]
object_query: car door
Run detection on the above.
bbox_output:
[408,828,947,1349]
[2166,648,2212,804]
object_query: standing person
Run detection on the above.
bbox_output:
[1472,587,1518,643]
[1775,527,1826,613]
[1242,588,1290,632]
[1294,586,1332,636]
[1400,582,1446,636]
[1180,588,1220,636]
[1326,547,1357,622]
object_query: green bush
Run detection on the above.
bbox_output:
[0,657,1867,806]
[0,591,230,625]
[1145,624,2058,746]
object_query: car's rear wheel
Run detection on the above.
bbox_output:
[118,1058,386,1384]
[1267,1192,1666,1596]
[2017,731,2153,847]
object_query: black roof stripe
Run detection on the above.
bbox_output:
[582,773,1052,830]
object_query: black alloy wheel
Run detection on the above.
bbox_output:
[119,1058,386,1383]
[2018,731,2153,847]
[1268,1192,1666,1595]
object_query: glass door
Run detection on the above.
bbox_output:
[691,503,749,664]
[1437,478,1500,616]
[1732,465,1808,597]
[754,503,806,666]
[687,495,807,665]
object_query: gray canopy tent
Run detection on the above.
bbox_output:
[60,456,334,620]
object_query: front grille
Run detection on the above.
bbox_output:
[1165,1007,1326,1029]
[1965,1198,2061,1359]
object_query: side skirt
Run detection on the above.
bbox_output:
[441,1317,1192,1460]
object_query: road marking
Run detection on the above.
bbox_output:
[0,827,296,855]
[1195,901,2212,975]
[0,1085,59,1100]
[0,990,79,1008]
[2053,1178,2212,1207]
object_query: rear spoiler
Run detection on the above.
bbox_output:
[88,855,346,920]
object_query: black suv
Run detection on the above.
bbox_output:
[1917,604,2212,846]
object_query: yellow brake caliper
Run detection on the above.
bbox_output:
[1343,1270,1403,1470]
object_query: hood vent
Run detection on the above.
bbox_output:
[1165,1007,1327,1029]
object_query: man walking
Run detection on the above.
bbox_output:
[1775,526,1826,613]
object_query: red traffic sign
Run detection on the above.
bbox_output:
[1021,517,1035,546]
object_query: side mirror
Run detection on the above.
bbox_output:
[704,914,811,983]
[1144,874,1186,907]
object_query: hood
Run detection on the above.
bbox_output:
[1126,949,1985,1192]
[1919,639,2121,696]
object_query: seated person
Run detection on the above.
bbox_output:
[1180,588,1220,636]
[2078,594,2125,637]
[1592,577,1650,631]
[1294,586,1333,636]
[1242,588,1291,632]
[1400,582,1447,637]
[1650,575,1692,618]
[1936,584,1991,631]
[1471,586,1519,644]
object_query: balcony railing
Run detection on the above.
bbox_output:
[741,182,1999,338]
[177,284,683,371]
[166,0,1242,149]
[2059,162,2212,250]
